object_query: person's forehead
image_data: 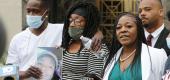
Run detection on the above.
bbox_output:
[118,16,136,24]
[70,14,85,19]
[26,0,43,9]
[139,0,161,8]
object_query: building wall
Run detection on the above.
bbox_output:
[0,0,22,48]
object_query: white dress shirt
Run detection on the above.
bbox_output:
[144,24,164,47]
[6,23,63,71]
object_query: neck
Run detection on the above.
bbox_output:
[145,19,163,33]
[67,40,82,53]
[123,43,136,55]
[70,39,82,44]
[30,21,48,36]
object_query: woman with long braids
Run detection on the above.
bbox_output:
[103,12,167,80]
[61,2,109,80]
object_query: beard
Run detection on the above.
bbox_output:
[143,20,156,29]
[143,23,150,28]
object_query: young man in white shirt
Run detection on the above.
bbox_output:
[6,0,103,79]
[6,0,59,79]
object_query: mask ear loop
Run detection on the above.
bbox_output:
[41,10,48,21]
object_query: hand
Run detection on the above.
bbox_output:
[91,30,103,52]
[19,66,42,79]
[84,73,101,80]
[162,70,170,80]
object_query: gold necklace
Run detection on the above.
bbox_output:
[120,49,136,62]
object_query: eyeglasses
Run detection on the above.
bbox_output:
[69,18,85,26]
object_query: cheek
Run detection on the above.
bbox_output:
[45,66,55,74]
[130,29,137,42]
[143,11,152,18]
[116,31,120,40]
[148,12,156,19]
[81,22,86,27]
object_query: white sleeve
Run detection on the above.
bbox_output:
[159,49,168,77]
[6,36,19,65]
[152,48,168,80]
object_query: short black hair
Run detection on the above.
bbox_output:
[27,0,52,9]
[61,2,100,49]
[38,0,52,9]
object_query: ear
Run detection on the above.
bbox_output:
[159,8,164,17]
[45,10,49,16]
[42,10,49,19]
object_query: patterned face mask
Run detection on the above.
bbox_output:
[68,27,84,40]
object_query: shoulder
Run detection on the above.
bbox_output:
[10,28,30,43]
[143,43,166,55]
[142,43,167,62]
[163,27,170,32]
[47,23,64,30]
[161,27,169,36]
[142,43,167,63]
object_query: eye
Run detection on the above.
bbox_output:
[26,9,31,14]
[69,18,72,22]
[144,8,151,11]
[116,25,121,30]
[34,10,39,14]
[75,19,81,23]
[126,25,132,28]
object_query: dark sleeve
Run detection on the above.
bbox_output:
[51,70,60,80]
[87,44,109,79]
[164,55,170,74]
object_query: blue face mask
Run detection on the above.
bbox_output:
[26,10,47,29]
[166,38,170,49]
[26,15,44,29]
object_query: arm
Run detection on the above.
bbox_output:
[6,37,19,65]
[87,44,109,79]
[91,29,103,52]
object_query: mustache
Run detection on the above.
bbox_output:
[141,17,148,20]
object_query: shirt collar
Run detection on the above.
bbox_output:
[144,24,164,38]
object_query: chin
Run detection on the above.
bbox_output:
[143,24,150,28]
[120,42,130,46]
